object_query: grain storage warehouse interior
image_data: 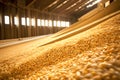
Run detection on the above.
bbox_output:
[0,0,120,80]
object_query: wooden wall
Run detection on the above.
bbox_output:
[0,2,72,40]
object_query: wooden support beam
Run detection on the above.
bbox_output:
[10,7,14,39]
[0,1,72,19]
[52,0,78,13]
[0,3,4,39]
[26,0,36,7]
[43,0,59,11]
[47,0,65,12]
[60,0,88,15]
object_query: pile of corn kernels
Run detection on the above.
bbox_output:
[0,14,120,80]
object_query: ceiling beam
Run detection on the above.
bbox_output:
[47,0,65,12]
[43,0,59,11]
[41,0,57,11]
[63,0,89,16]
[52,0,78,13]
[72,4,97,18]
[34,0,56,11]
[26,0,36,7]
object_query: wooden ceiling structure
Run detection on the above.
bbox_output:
[25,0,98,18]
[0,0,98,19]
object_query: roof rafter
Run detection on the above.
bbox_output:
[72,4,97,18]
[63,0,89,15]
[43,0,59,11]
[47,0,65,12]
[26,0,36,7]
[52,0,78,13]
[34,0,56,11]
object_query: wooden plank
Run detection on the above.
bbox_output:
[62,0,88,15]
[0,3,4,40]
[47,0,65,12]
[52,0,78,13]
[26,0,36,7]
[10,6,14,39]
[43,0,59,10]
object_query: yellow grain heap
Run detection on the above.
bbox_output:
[0,14,120,80]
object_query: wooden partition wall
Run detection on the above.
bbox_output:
[0,2,72,40]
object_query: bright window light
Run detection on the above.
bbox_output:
[45,20,48,26]
[87,0,101,8]
[31,18,35,26]
[61,21,66,27]
[21,17,26,25]
[105,1,110,7]
[14,17,18,25]
[57,21,61,27]
[4,16,9,24]
[37,19,41,26]
[49,20,52,27]
[66,21,70,27]
[41,19,45,26]
[27,18,30,26]
[53,21,57,26]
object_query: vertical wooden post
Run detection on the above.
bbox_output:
[41,12,45,35]
[0,4,4,40]
[17,8,21,38]
[39,12,43,35]
[10,6,14,39]
[24,9,27,38]
[36,11,39,36]
[35,11,37,36]
[27,9,31,37]
[48,13,52,34]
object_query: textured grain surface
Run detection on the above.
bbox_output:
[0,14,120,80]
